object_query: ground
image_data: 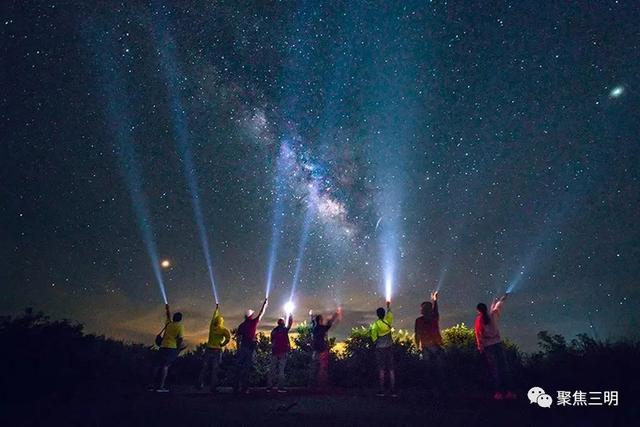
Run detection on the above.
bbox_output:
[2,387,635,426]
[0,389,638,427]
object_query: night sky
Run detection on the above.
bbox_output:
[3,1,639,351]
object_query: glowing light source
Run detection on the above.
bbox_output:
[284,300,295,315]
[385,276,392,303]
[160,259,171,269]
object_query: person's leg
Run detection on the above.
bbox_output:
[267,354,277,389]
[484,345,501,396]
[150,366,159,389]
[278,355,287,389]
[388,349,396,394]
[158,366,169,389]
[426,345,444,389]
[239,348,255,392]
[235,347,248,392]
[198,352,209,388]
[238,349,250,391]
[308,352,318,387]
[210,350,221,391]
[375,349,384,393]
[318,350,329,389]
[495,343,509,392]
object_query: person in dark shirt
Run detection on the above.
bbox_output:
[234,298,268,394]
[308,308,340,389]
[267,313,293,392]
[415,291,444,389]
[415,291,443,357]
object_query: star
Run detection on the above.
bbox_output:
[609,85,625,98]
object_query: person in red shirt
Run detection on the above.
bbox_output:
[267,313,293,392]
[234,298,268,394]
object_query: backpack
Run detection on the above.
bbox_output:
[155,324,168,347]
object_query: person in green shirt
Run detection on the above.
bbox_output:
[371,301,396,397]
[198,303,231,393]
[151,304,184,392]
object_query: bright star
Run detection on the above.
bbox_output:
[609,86,624,98]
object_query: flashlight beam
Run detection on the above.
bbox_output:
[265,143,290,298]
[153,10,219,302]
[95,34,168,304]
[288,197,314,302]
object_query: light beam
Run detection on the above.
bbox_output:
[152,9,219,302]
[289,196,315,301]
[93,32,168,304]
[265,142,291,298]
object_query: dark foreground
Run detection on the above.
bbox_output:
[2,387,636,427]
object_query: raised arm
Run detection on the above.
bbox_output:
[212,303,220,321]
[165,303,171,323]
[257,298,268,321]
[414,318,421,350]
[286,314,293,330]
[491,294,508,314]
[328,308,341,327]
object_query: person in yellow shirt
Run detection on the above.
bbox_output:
[197,303,231,393]
[150,304,184,392]
[371,301,396,397]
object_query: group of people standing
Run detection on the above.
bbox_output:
[150,292,516,400]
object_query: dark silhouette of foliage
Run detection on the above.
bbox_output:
[3,309,638,401]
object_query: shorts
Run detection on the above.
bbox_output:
[156,348,179,367]
[375,347,394,371]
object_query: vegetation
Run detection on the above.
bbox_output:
[2,309,638,403]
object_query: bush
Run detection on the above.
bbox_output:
[2,309,638,399]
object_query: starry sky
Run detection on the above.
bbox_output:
[2,1,639,351]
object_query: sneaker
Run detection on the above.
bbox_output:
[277,388,287,393]
[376,390,386,397]
[266,387,273,393]
[493,392,504,400]
[390,391,399,398]
[505,391,517,400]
[156,388,170,393]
